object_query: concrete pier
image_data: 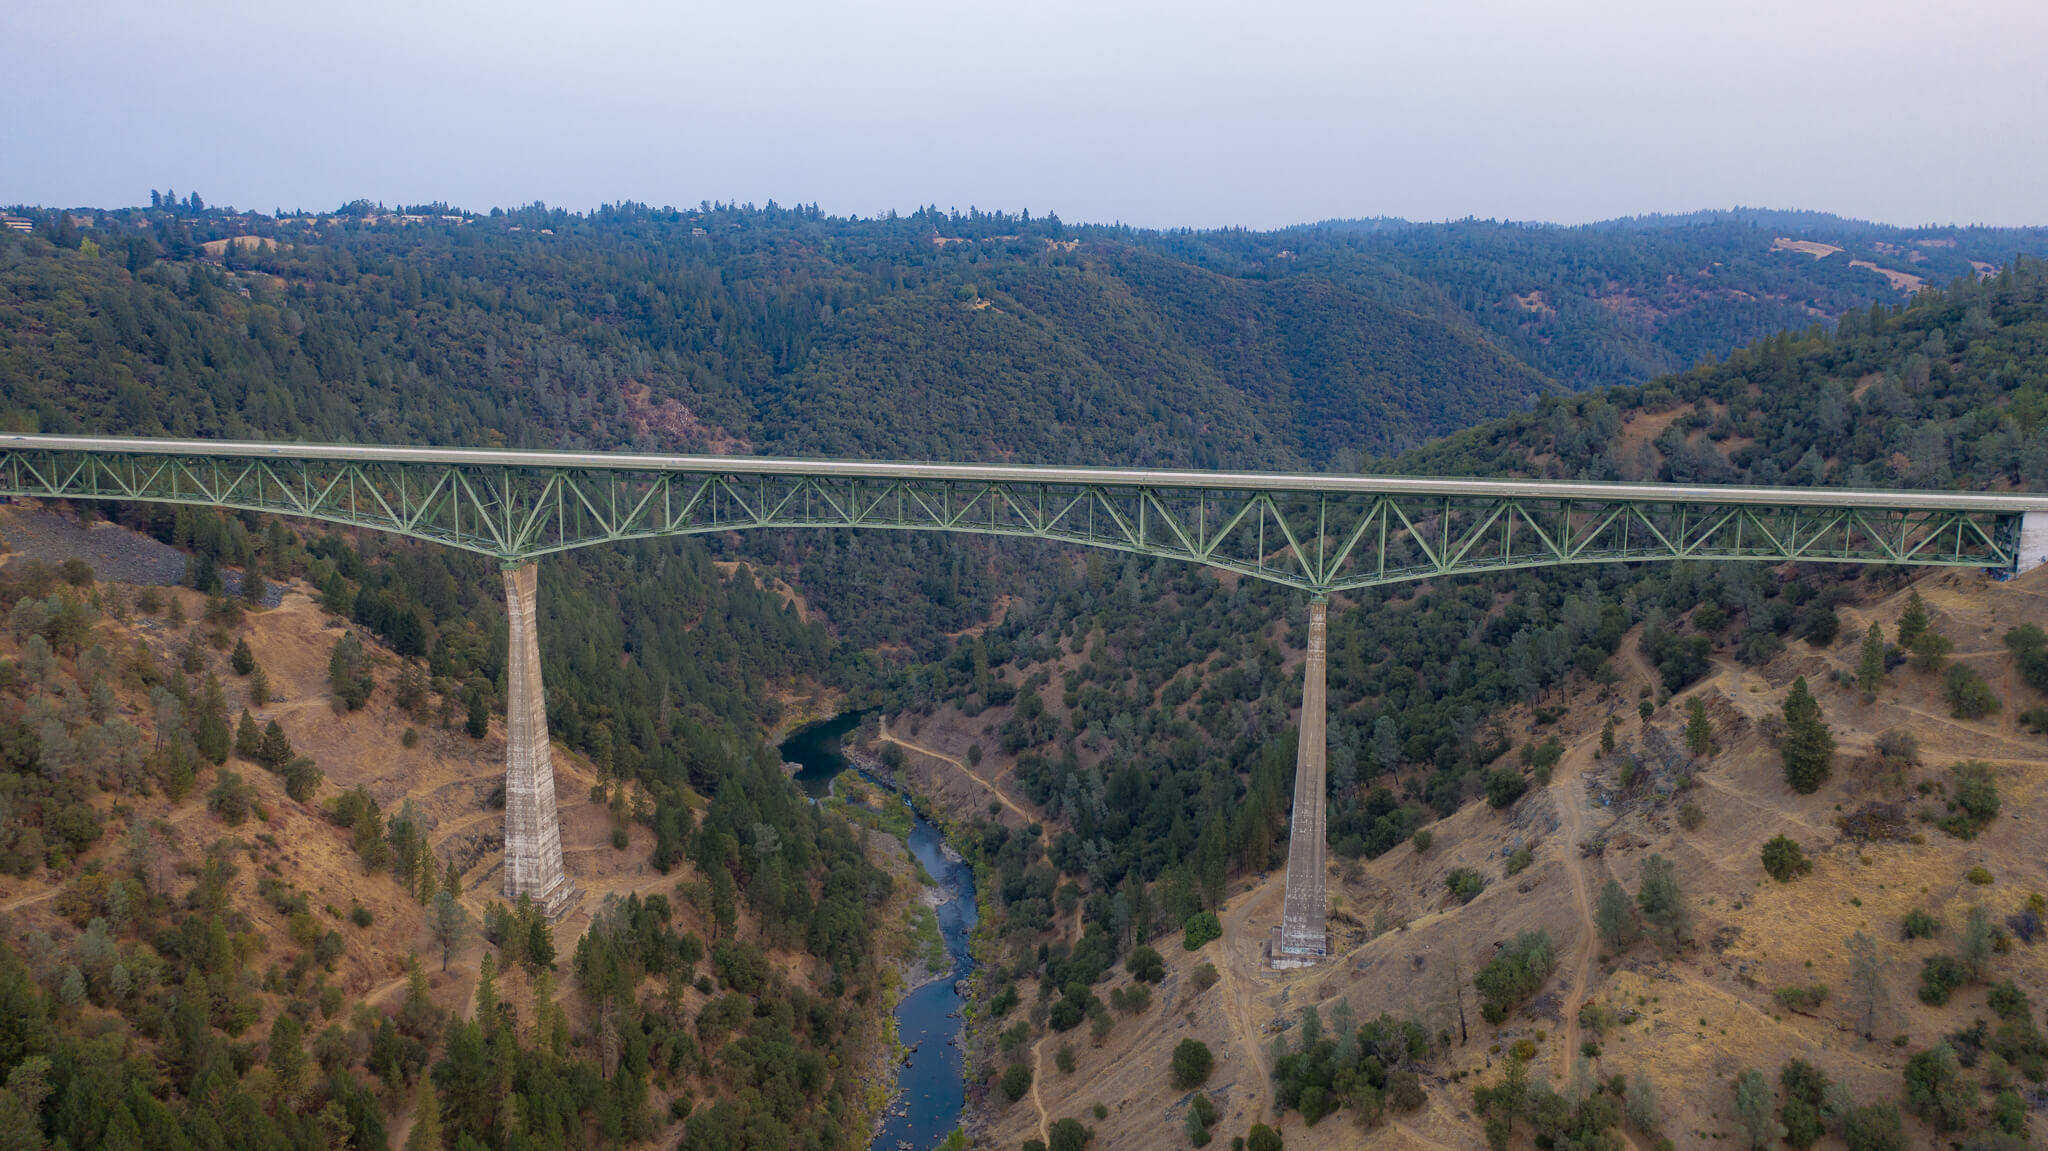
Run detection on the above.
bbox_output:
[501,561,577,917]
[2020,510,2048,575]
[1274,597,1330,962]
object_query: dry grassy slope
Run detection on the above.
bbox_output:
[882,565,2048,1151]
[0,564,930,1143]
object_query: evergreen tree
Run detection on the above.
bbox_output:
[1595,878,1639,951]
[258,720,294,769]
[464,686,489,739]
[1636,853,1691,952]
[403,1081,442,1151]
[1683,697,1713,757]
[230,636,255,676]
[234,710,262,760]
[249,665,270,707]
[1855,621,1885,699]
[430,889,470,972]
[1896,590,1929,649]
[193,675,231,765]
[1779,677,1834,794]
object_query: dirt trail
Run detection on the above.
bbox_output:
[1552,760,1598,1079]
[1215,876,1282,1124]
[878,716,1042,839]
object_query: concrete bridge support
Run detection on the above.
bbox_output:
[1275,597,1330,962]
[501,561,577,918]
[2020,510,2048,575]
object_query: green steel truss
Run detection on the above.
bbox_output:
[0,437,2033,594]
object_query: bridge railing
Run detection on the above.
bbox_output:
[0,436,2035,592]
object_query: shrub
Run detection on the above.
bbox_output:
[1485,768,1528,809]
[1411,828,1433,853]
[1937,761,2000,839]
[207,769,251,826]
[1967,866,1994,886]
[1190,963,1219,992]
[1000,1063,1032,1103]
[1170,1038,1213,1088]
[1445,868,1485,904]
[1902,909,1943,940]
[2008,623,2048,693]
[1761,836,1812,883]
[1917,953,1970,1006]
[1183,911,1221,951]
[1902,1043,1976,1132]
[1678,803,1705,831]
[1505,846,1534,876]
[1874,728,1919,769]
[1475,930,1556,1023]
[1126,945,1165,983]
[1943,664,2000,719]
[1056,1044,1075,1073]
[1910,630,1954,672]
[1246,1123,1281,1151]
[1773,985,1830,1012]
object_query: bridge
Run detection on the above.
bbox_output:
[4,435,2044,949]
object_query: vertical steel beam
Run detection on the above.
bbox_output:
[1276,597,1330,959]
[501,561,578,919]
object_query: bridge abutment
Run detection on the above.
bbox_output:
[501,561,577,919]
[1274,597,1331,964]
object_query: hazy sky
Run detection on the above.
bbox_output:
[6,0,2044,228]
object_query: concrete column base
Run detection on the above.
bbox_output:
[501,562,578,920]
[1276,599,1330,957]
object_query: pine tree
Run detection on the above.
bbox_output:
[1595,878,1639,951]
[443,859,463,899]
[193,675,231,765]
[235,710,263,760]
[1897,590,1930,649]
[1780,677,1835,794]
[231,636,255,676]
[1636,853,1692,952]
[249,665,270,706]
[1683,697,1713,757]
[403,1081,442,1151]
[1855,621,1885,699]
[259,720,294,770]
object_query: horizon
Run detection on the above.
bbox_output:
[6,1,2046,230]
[11,198,2048,236]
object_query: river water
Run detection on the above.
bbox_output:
[779,715,978,1151]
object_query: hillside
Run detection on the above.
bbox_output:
[845,263,2048,1150]
[0,516,934,1151]
[880,561,2048,1150]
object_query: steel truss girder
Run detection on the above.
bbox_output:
[0,447,2024,593]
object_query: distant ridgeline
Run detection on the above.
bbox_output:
[1,212,2046,1145]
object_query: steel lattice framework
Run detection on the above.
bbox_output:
[2,435,2041,592]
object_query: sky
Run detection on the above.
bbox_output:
[6,0,2046,229]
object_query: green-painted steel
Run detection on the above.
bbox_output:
[1,435,2040,593]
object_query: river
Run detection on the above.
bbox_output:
[780,715,978,1151]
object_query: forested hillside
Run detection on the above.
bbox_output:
[3,203,2048,1151]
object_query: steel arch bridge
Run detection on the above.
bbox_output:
[2,435,2042,594]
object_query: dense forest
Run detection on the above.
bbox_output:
[2,202,2047,1150]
